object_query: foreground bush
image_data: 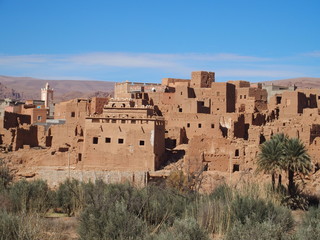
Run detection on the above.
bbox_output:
[0,211,46,240]
[231,194,293,231]
[9,179,52,214]
[296,206,320,240]
[196,184,293,236]
[224,218,293,240]
[0,159,13,190]
[143,184,189,226]
[79,199,147,240]
[55,178,83,216]
[152,218,209,240]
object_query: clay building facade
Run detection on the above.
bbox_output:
[2,71,320,181]
[82,99,165,171]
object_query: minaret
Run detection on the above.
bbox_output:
[41,83,53,108]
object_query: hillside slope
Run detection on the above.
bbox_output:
[261,77,320,89]
[0,76,115,102]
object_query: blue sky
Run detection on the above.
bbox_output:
[0,0,319,83]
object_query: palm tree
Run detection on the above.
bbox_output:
[271,133,288,187]
[257,135,285,190]
[282,138,312,196]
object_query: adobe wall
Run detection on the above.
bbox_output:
[6,70,320,179]
[190,71,215,88]
[184,135,246,173]
[54,98,90,125]
[2,112,31,129]
[21,108,47,124]
[35,168,148,187]
[82,117,165,171]
[90,97,109,115]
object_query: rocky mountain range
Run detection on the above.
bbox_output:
[0,76,115,103]
[0,75,319,103]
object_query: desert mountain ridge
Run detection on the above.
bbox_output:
[261,77,320,89]
[0,75,115,102]
[0,75,319,103]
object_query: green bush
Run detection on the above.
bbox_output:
[55,178,83,216]
[0,211,46,240]
[196,197,231,235]
[224,218,293,240]
[296,206,320,240]
[78,200,147,240]
[209,184,232,201]
[142,185,189,226]
[152,217,209,240]
[0,159,13,190]
[9,179,52,214]
[231,195,293,231]
[196,184,293,236]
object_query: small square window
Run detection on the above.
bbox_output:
[187,123,190,128]
[105,137,111,143]
[131,120,136,124]
[198,123,202,128]
[139,140,145,146]
[37,116,42,121]
[235,149,239,156]
[121,119,126,123]
[118,138,124,144]
[211,124,214,128]
[179,108,182,112]
[233,164,240,172]
[93,137,98,144]
[71,112,75,117]
[112,119,116,123]
[244,95,246,99]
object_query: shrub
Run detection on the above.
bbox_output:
[0,159,13,190]
[0,211,47,240]
[9,179,52,214]
[231,194,293,231]
[142,184,189,226]
[196,184,293,235]
[296,206,320,240]
[78,200,147,240]
[196,197,231,235]
[152,217,209,240]
[224,218,293,240]
[81,180,145,216]
[55,178,83,216]
[209,184,232,201]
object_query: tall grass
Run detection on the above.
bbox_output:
[193,182,293,236]
[296,206,320,240]
[0,175,304,239]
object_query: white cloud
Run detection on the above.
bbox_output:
[67,52,179,68]
[0,54,50,64]
[302,51,320,57]
[218,69,304,78]
[0,52,317,81]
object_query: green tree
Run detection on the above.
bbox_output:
[257,134,286,189]
[282,138,312,196]
[0,159,13,190]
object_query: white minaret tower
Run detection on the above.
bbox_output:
[41,83,53,108]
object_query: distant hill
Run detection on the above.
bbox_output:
[0,76,115,103]
[1,75,319,103]
[261,77,320,89]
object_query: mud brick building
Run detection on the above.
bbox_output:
[1,72,320,181]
